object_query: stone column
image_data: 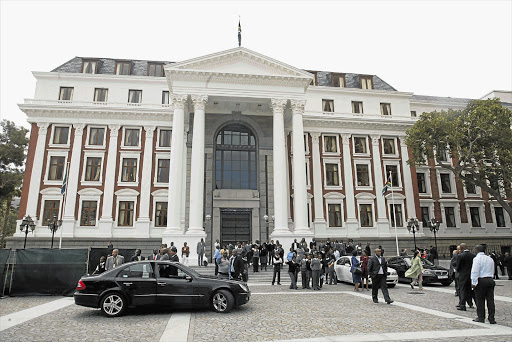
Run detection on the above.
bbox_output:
[310,132,327,235]
[290,100,311,236]
[165,94,188,233]
[98,125,120,237]
[270,99,291,236]
[342,134,359,235]
[371,134,390,235]
[399,136,419,233]
[136,126,155,237]
[188,95,208,234]
[26,123,49,221]
[62,123,85,237]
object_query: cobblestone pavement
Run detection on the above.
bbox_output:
[0,272,511,342]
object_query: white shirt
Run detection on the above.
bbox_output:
[377,256,384,274]
[471,252,495,286]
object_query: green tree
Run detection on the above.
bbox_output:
[0,120,29,247]
[406,98,512,219]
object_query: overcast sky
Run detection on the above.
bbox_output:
[1,0,511,128]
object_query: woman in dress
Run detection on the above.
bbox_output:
[360,250,370,291]
[350,250,362,291]
[405,249,424,290]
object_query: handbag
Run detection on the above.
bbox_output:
[352,266,362,276]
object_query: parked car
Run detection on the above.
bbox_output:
[74,260,250,317]
[386,256,452,286]
[334,256,398,287]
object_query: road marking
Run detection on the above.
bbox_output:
[395,283,512,303]
[0,297,74,331]
[159,312,190,342]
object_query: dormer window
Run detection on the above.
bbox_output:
[59,87,74,101]
[360,76,373,89]
[82,60,97,74]
[332,73,345,87]
[322,99,334,112]
[116,61,131,75]
[148,63,164,77]
[306,70,317,86]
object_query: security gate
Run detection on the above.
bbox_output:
[220,209,251,246]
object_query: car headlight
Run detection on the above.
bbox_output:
[423,269,434,275]
[390,269,397,275]
[239,284,249,293]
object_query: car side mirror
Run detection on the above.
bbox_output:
[185,275,193,282]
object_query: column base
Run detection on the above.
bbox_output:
[346,219,360,238]
[98,218,114,238]
[136,218,151,238]
[186,227,206,235]
[377,220,391,237]
[161,231,207,266]
[313,220,327,238]
[60,218,76,238]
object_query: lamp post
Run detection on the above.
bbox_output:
[428,218,440,251]
[47,214,62,249]
[19,215,36,249]
[406,217,419,251]
[263,214,274,242]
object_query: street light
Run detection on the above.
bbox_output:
[406,217,419,251]
[19,215,36,249]
[428,218,440,251]
[47,214,62,249]
[263,214,274,241]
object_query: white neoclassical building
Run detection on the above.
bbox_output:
[13,47,512,261]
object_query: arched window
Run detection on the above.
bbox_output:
[215,124,257,190]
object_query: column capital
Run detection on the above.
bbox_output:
[73,123,85,136]
[271,98,287,114]
[109,125,121,137]
[370,134,381,146]
[144,126,156,138]
[341,133,351,145]
[37,122,49,135]
[191,95,208,111]
[171,94,189,109]
[290,99,306,115]
[310,132,322,141]
[398,135,408,147]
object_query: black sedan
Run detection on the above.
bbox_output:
[387,256,452,286]
[74,260,250,317]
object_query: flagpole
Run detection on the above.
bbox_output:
[390,170,399,256]
[59,161,70,249]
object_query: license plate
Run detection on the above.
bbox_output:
[438,275,448,279]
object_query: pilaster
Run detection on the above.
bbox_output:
[136,126,155,237]
[341,133,359,235]
[371,134,390,236]
[26,123,49,221]
[310,132,327,235]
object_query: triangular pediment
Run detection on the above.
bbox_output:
[168,47,313,79]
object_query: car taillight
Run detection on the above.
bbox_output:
[76,280,86,291]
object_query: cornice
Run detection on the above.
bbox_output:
[32,71,169,84]
[307,86,413,98]
[303,115,414,131]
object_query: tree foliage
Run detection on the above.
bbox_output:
[406,98,512,218]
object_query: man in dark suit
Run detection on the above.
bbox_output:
[160,248,170,261]
[367,248,393,304]
[149,249,160,261]
[230,250,244,280]
[130,249,145,262]
[456,243,475,310]
[169,246,179,262]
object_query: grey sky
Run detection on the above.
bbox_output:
[1,0,511,128]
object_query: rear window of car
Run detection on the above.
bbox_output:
[117,263,154,278]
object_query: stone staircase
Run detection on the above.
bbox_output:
[188,265,278,284]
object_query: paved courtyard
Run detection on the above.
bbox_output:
[1,268,511,342]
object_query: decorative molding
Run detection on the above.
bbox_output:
[73,123,85,136]
[271,99,287,114]
[323,192,346,199]
[170,94,188,109]
[78,188,103,196]
[191,95,208,111]
[114,188,140,196]
[355,192,376,200]
[144,126,156,139]
[37,122,49,135]
[109,125,121,137]
[40,187,63,196]
[310,132,321,141]
[370,134,381,146]
[341,133,351,145]
[384,193,406,200]
[290,99,306,115]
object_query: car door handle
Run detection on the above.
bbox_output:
[157,282,166,286]
[123,282,133,286]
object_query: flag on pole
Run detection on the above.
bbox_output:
[238,19,242,47]
[381,177,391,196]
[61,162,69,195]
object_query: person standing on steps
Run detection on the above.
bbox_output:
[272,252,283,285]
[197,238,206,267]
[367,248,393,304]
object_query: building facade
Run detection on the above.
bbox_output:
[14,47,512,261]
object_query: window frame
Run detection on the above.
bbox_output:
[351,101,364,114]
[114,189,139,228]
[162,91,170,105]
[380,103,392,116]
[128,89,143,104]
[389,203,405,228]
[440,201,460,229]
[331,73,346,88]
[419,200,435,228]
[148,63,165,77]
[381,137,398,157]
[117,152,141,187]
[38,188,63,227]
[156,158,170,184]
[81,59,98,74]
[115,61,131,75]
[156,128,172,150]
[93,88,108,102]
[352,136,369,155]
[121,127,142,149]
[383,160,403,190]
[323,159,343,190]
[151,189,169,229]
[322,99,334,113]
[322,134,340,155]
[85,126,107,149]
[358,202,375,228]
[360,76,374,90]
[49,124,72,148]
[438,171,456,196]
[81,151,105,186]
[58,87,74,101]
[77,188,102,228]
[416,168,432,196]
[154,201,168,227]
[490,204,511,229]
[44,151,69,185]
[353,159,373,190]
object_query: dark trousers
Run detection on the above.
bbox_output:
[272,267,281,284]
[371,275,391,302]
[306,270,312,288]
[312,270,320,290]
[459,278,474,307]
[253,257,259,272]
[198,253,204,266]
[454,277,460,296]
[474,278,495,321]
[288,271,297,289]
[507,266,512,280]
[214,260,219,275]
[328,268,337,284]
[301,270,308,288]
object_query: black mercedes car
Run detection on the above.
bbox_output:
[387,256,452,286]
[74,261,250,317]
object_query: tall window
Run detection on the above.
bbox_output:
[445,207,456,227]
[495,207,506,227]
[383,138,396,154]
[389,204,403,227]
[155,202,168,227]
[380,103,392,116]
[121,158,137,182]
[352,101,363,114]
[328,204,342,227]
[322,99,334,112]
[89,128,105,146]
[360,76,373,89]
[323,136,337,153]
[470,207,481,227]
[124,129,140,146]
[385,165,399,187]
[325,164,340,186]
[360,204,373,227]
[48,156,65,180]
[118,201,134,226]
[157,159,170,183]
[82,60,97,74]
[94,88,108,102]
[162,91,169,105]
[81,201,97,226]
[420,207,430,226]
[215,124,257,190]
[440,174,452,193]
[159,129,171,147]
[465,182,476,194]
[356,164,370,186]
[148,63,164,77]
[332,73,345,87]
[353,137,367,153]
[128,90,142,103]
[53,126,69,144]
[417,172,427,193]
[59,87,74,101]
[116,62,131,75]
[85,157,102,181]
[43,200,60,224]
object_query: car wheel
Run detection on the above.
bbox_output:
[100,293,126,317]
[211,289,234,313]
[441,281,452,286]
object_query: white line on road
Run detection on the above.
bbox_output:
[0,297,74,331]
[159,312,191,342]
[395,283,512,303]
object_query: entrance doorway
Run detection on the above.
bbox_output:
[220,209,251,246]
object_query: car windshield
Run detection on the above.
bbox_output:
[403,258,412,266]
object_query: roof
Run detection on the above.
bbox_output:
[410,94,473,105]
